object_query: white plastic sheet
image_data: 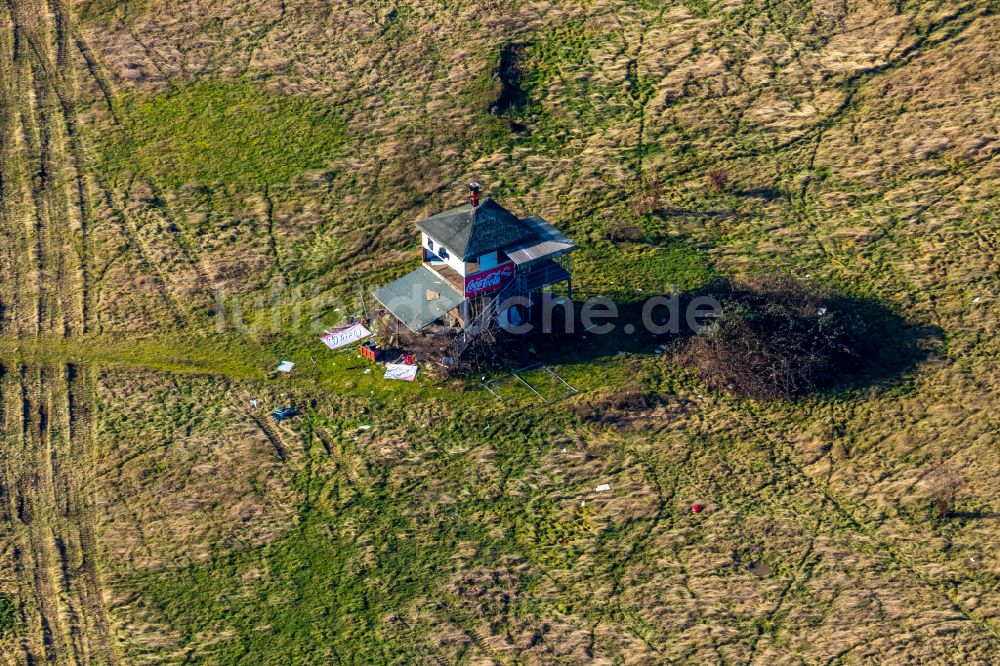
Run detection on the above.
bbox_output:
[384,364,418,382]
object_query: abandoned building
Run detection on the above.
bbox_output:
[372,183,576,356]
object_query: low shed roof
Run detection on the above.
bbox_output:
[505,216,577,266]
[371,265,465,332]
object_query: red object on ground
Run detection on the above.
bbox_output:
[691,504,704,513]
[360,343,381,362]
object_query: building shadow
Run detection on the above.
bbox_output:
[483,281,942,400]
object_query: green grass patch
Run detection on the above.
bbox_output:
[130,507,456,664]
[0,593,16,636]
[99,80,348,188]
[573,239,721,299]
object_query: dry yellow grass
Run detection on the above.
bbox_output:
[0,0,997,663]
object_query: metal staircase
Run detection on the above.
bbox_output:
[452,276,519,357]
[452,260,571,358]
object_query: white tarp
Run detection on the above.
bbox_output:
[320,323,371,350]
[384,363,418,382]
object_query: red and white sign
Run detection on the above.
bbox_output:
[320,323,371,350]
[465,261,516,298]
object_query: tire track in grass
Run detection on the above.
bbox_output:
[113,176,189,329]
[2,363,71,663]
[0,366,116,665]
[248,412,289,462]
[1,1,119,662]
[731,402,1000,643]
[72,35,118,123]
[1,0,45,338]
[0,361,44,665]
[66,364,117,665]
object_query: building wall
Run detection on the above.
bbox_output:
[478,251,498,271]
[422,232,467,277]
[422,234,505,279]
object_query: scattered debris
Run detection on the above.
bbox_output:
[364,368,372,375]
[250,399,258,408]
[358,425,372,431]
[972,296,981,304]
[595,484,612,493]
[276,361,295,373]
[691,504,704,513]
[817,307,827,316]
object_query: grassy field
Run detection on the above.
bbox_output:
[0,0,997,663]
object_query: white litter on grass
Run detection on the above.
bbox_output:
[972,296,981,304]
[358,425,372,431]
[561,447,567,453]
[817,307,827,316]
[364,368,372,375]
[276,361,295,373]
[595,484,612,493]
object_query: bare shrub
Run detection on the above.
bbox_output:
[679,275,872,400]
[706,167,730,193]
[927,468,965,520]
[631,178,664,216]
[572,386,658,423]
[606,219,645,242]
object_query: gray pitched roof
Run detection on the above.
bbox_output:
[415,198,535,261]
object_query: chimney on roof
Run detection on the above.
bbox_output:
[469,182,481,208]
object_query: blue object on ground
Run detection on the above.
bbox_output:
[272,407,297,422]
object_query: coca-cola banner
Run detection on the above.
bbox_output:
[465,261,516,298]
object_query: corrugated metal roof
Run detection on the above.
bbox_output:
[505,215,577,266]
[372,266,465,332]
